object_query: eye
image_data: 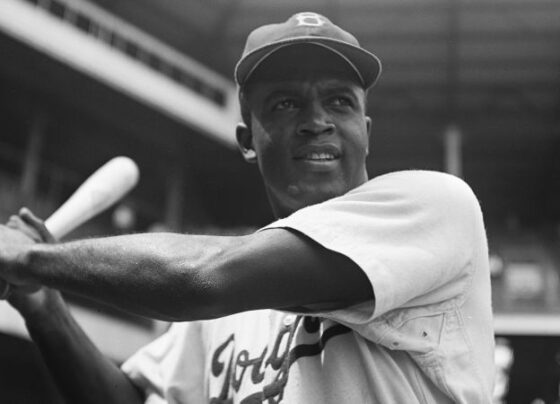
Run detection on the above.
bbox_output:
[272,98,298,111]
[329,96,353,107]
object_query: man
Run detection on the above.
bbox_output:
[0,12,494,403]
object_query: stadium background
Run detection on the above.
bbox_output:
[0,0,559,402]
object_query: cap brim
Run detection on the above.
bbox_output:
[235,37,382,89]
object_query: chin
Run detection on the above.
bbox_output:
[295,182,348,206]
[271,178,355,217]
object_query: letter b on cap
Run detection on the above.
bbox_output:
[295,12,325,27]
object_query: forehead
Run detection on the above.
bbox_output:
[247,76,363,102]
[242,44,364,96]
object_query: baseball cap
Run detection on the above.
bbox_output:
[234,12,382,89]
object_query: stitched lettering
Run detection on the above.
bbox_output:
[209,316,351,402]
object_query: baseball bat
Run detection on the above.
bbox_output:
[0,156,140,299]
[44,156,140,238]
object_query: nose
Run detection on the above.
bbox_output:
[296,101,335,136]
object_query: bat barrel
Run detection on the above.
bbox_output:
[45,156,139,238]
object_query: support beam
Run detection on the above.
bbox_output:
[19,111,48,204]
[163,159,210,232]
[444,124,462,178]
[445,0,460,123]
[164,163,185,232]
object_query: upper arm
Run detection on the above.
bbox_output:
[200,171,480,320]
[209,228,373,317]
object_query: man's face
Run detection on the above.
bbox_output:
[237,46,371,218]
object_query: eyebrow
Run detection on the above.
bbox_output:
[261,89,300,106]
[253,79,365,108]
[319,84,364,106]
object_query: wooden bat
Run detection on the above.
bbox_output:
[0,156,140,299]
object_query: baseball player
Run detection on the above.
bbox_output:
[0,12,494,403]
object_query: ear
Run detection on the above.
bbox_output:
[236,123,257,163]
[365,116,372,156]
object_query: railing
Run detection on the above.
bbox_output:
[22,0,233,108]
[1,0,239,146]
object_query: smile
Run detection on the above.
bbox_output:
[302,152,337,161]
[292,145,341,173]
[293,144,341,162]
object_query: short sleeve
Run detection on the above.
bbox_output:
[262,170,482,324]
[121,322,206,404]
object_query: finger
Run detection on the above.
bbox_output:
[19,207,40,222]
[19,207,55,243]
[6,215,24,229]
[5,215,42,242]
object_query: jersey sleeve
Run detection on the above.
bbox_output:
[121,322,206,404]
[262,170,483,324]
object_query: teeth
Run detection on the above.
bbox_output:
[305,152,335,161]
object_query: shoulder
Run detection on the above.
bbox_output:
[352,170,479,209]
[337,170,484,237]
[269,170,483,243]
[360,169,474,194]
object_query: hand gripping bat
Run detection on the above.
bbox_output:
[0,156,140,299]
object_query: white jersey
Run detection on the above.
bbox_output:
[122,170,495,403]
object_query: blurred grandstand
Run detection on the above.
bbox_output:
[0,0,559,402]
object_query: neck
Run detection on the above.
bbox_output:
[268,175,369,219]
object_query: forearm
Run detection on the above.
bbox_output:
[6,228,373,322]
[19,233,241,321]
[22,292,143,404]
